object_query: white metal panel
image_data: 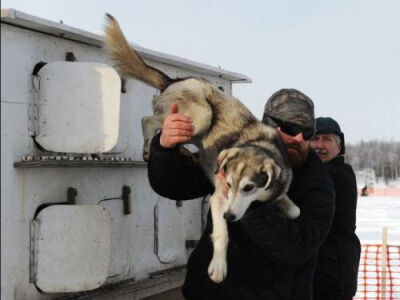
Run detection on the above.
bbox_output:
[154,200,185,263]
[33,205,111,293]
[35,62,121,153]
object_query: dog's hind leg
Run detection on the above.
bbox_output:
[208,180,229,283]
[275,194,300,219]
[177,101,212,137]
[159,79,213,138]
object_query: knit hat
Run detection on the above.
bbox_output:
[262,89,315,130]
[315,117,345,155]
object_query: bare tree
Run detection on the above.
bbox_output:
[345,140,400,183]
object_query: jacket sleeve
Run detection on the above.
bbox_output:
[147,133,214,200]
[239,159,335,266]
[327,161,358,233]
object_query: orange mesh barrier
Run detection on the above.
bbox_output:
[354,244,400,299]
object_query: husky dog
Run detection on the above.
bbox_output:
[104,14,300,283]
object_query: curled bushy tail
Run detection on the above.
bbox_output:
[104,14,172,91]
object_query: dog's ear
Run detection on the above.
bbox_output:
[216,147,243,174]
[261,159,281,189]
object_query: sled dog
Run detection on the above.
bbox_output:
[104,14,300,283]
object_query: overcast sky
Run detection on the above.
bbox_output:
[2,0,399,143]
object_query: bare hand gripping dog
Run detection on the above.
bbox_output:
[104,14,300,283]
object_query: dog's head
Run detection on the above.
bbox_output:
[217,147,282,222]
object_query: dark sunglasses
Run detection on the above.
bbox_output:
[269,116,315,140]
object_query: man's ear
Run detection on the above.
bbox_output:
[216,148,242,174]
[261,158,281,189]
[337,145,342,155]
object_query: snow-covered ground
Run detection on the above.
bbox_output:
[356,196,400,245]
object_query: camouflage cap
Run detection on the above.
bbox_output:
[262,89,315,130]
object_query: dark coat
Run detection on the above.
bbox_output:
[313,156,361,299]
[148,134,335,300]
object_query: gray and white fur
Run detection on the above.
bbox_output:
[104,14,300,283]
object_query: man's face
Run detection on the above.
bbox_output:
[277,128,310,167]
[310,133,341,162]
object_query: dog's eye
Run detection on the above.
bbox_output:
[242,184,255,193]
[227,182,231,188]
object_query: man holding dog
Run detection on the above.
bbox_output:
[147,89,335,300]
[310,117,361,300]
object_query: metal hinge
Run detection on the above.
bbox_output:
[29,75,40,137]
[29,219,40,283]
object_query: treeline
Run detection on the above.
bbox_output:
[345,140,400,182]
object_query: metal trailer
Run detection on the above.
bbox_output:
[1,9,250,300]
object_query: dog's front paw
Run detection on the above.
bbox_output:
[208,254,227,283]
[286,205,300,219]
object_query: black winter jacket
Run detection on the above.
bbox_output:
[148,134,335,300]
[313,156,361,299]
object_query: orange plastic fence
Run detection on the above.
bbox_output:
[355,244,400,300]
[358,188,400,197]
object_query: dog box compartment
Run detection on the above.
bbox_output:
[2,8,251,299]
[35,61,121,153]
[31,205,112,293]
